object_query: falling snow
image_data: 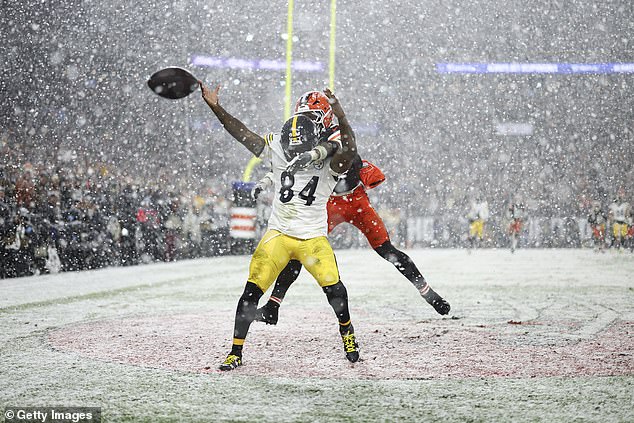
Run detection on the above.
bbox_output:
[1,1,633,421]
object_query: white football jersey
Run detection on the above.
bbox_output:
[507,203,525,220]
[260,133,340,239]
[468,201,490,221]
[609,201,630,223]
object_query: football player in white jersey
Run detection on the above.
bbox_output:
[467,197,489,249]
[199,82,359,371]
[608,189,631,250]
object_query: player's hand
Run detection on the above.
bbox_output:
[251,180,269,200]
[252,172,274,200]
[199,81,220,108]
[324,88,345,118]
[286,152,313,175]
[251,185,264,200]
[251,174,272,200]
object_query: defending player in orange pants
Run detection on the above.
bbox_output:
[506,199,525,253]
[253,91,450,325]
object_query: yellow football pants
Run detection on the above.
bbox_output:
[248,230,340,292]
[613,222,628,238]
[470,219,485,239]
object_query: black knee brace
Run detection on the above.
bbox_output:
[322,281,351,323]
[271,259,303,299]
[234,282,264,339]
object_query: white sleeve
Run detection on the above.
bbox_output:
[260,133,274,161]
[259,171,274,189]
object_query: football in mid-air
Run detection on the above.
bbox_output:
[147,67,198,100]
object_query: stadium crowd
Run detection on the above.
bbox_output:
[0,141,233,279]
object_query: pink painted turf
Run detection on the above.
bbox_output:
[48,310,633,379]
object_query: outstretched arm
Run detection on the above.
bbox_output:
[327,89,357,174]
[199,81,265,157]
[285,139,340,175]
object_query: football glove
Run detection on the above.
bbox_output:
[286,152,314,175]
[252,172,273,200]
[285,145,328,175]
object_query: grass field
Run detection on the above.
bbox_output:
[1,248,632,422]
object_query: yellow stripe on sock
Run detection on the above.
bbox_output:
[339,320,351,327]
[233,338,245,346]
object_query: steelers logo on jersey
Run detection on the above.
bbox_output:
[313,160,324,170]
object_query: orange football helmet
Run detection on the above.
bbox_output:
[294,91,334,131]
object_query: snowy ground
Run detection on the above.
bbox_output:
[1,248,632,422]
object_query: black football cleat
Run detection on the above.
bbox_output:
[424,289,451,315]
[254,303,279,325]
[341,329,360,363]
[430,297,451,315]
[219,354,242,371]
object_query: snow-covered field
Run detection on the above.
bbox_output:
[1,248,632,422]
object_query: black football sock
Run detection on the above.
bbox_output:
[322,281,352,335]
[271,259,303,300]
[230,343,243,357]
[374,241,428,291]
[231,282,264,354]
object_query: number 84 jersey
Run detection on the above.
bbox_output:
[261,133,341,239]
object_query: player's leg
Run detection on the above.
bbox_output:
[299,236,359,362]
[510,221,519,253]
[254,259,302,325]
[219,281,264,371]
[468,221,477,249]
[219,230,290,370]
[612,223,622,249]
[620,224,628,250]
[323,281,359,362]
[618,223,625,249]
[476,220,484,247]
[374,240,450,315]
[592,225,601,251]
[348,193,450,315]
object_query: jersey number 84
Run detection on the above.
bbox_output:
[279,171,319,206]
